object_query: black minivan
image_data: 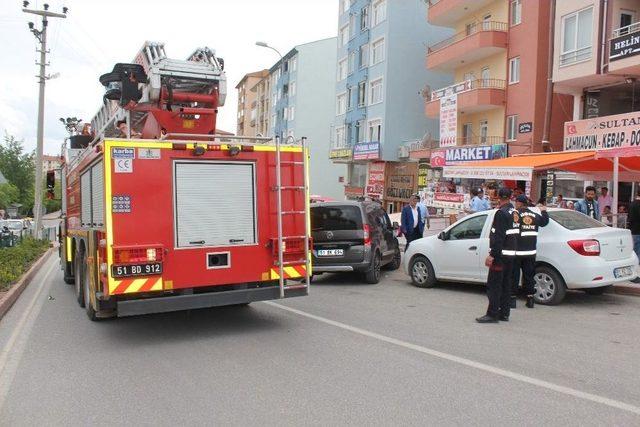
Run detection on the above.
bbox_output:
[311,201,401,284]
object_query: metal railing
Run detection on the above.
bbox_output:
[456,136,506,146]
[428,21,508,53]
[426,78,506,102]
[559,46,592,66]
[613,22,640,38]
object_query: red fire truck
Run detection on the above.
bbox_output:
[57,42,310,320]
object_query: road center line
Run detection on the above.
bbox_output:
[0,255,56,413]
[264,301,640,417]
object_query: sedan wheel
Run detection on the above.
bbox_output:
[410,255,436,288]
[533,266,566,305]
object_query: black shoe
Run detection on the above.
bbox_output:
[510,296,517,309]
[476,315,499,323]
[499,316,509,321]
[631,277,640,284]
[526,296,535,308]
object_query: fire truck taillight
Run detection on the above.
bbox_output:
[146,248,157,261]
[241,145,255,152]
[113,247,163,264]
[172,143,187,150]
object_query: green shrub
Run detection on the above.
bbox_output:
[0,238,50,291]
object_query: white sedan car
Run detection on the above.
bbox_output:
[403,208,639,305]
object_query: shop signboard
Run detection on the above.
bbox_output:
[329,148,352,160]
[432,192,466,210]
[564,111,640,151]
[610,32,640,62]
[344,186,365,198]
[439,94,457,147]
[518,122,533,133]
[442,166,532,181]
[431,144,507,166]
[384,162,418,202]
[366,161,385,197]
[431,80,472,101]
[417,162,429,188]
[353,142,380,160]
[430,149,446,167]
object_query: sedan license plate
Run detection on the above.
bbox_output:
[318,249,344,257]
[112,263,162,278]
[614,266,633,279]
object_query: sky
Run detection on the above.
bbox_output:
[0,0,338,155]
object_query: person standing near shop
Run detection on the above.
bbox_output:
[468,188,491,213]
[598,187,613,217]
[512,195,549,309]
[476,188,520,323]
[401,194,424,250]
[574,186,600,220]
[418,195,430,234]
[628,190,640,283]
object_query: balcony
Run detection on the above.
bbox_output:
[425,79,506,118]
[427,21,508,70]
[609,23,640,75]
[427,0,497,27]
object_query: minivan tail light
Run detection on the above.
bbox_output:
[568,239,600,256]
[363,224,371,246]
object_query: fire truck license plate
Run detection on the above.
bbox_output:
[112,263,162,278]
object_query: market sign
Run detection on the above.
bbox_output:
[430,144,507,166]
[563,111,640,151]
[610,32,640,61]
[329,148,352,159]
[442,166,532,181]
[366,161,385,197]
[353,142,380,160]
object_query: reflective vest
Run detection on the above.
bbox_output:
[516,208,549,257]
[490,203,520,258]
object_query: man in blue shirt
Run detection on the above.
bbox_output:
[417,196,430,231]
[469,188,491,212]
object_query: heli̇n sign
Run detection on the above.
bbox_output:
[564,111,640,151]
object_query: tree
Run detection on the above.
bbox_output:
[43,178,62,213]
[0,182,19,210]
[0,134,35,214]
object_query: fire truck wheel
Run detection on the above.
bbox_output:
[83,261,98,321]
[364,251,382,284]
[64,257,75,285]
[74,249,85,308]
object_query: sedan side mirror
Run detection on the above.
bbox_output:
[438,231,447,241]
[392,221,400,230]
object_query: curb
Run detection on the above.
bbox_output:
[0,247,54,321]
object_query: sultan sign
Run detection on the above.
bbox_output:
[564,111,640,151]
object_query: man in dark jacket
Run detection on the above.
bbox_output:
[401,194,424,251]
[512,195,549,308]
[628,189,640,283]
[477,188,520,323]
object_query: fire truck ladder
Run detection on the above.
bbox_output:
[274,135,311,298]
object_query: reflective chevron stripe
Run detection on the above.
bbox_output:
[270,265,307,280]
[109,277,164,295]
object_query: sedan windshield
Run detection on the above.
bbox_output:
[548,210,606,230]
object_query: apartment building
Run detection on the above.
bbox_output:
[332,0,452,206]
[425,0,572,158]
[250,75,271,137]
[269,38,346,199]
[235,70,269,137]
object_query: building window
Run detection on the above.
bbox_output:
[359,43,369,68]
[340,0,349,14]
[360,5,369,31]
[349,14,357,39]
[338,57,348,81]
[358,81,367,107]
[288,106,295,121]
[368,119,382,142]
[348,52,356,75]
[347,86,354,110]
[560,7,593,65]
[511,0,522,26]
[369,78,383,105]
[371,38,385,65]
[372,0,386,26]
[508,56,520,84]
[337,92,347,115]
[291,57,297,72]
[479,120,488,144]
[507,115,518,141]
[335,126,346,148]
[355,120,365,143]
[290,81,296,97]
[339,24,349,46]
[462,123,473,144]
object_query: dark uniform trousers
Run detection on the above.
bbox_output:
[487,258,513,318]
[513,256,536,296]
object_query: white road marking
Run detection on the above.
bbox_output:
[0,256,56,412]
[265,301,640,417]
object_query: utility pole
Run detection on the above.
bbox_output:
[22,2,67,239]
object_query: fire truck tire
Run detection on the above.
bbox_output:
[75,249,85,308]
[364,251,382,284]
[83,263,98,321]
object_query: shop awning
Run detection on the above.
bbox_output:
[442,151,597,181]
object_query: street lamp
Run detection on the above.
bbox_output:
[255,41,283,63]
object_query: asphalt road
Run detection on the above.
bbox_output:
[1,253,640,426]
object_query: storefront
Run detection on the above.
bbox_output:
[384,162,418,214]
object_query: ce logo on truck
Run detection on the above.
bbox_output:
[115,158,133,173]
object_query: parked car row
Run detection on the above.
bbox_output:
[309,202,638,305]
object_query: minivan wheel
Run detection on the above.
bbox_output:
[364,252,382,284]
[410,255,436,288]
[384,247,402,271]
[533,266,566,305]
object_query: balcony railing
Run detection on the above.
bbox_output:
[428,21,508,53]
[613,22,640,38]
[455,136,506,146]
[425,79,506,102]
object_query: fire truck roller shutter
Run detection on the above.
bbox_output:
[80,171,92,227]
[90,162,104,227]
[174,161,257,248]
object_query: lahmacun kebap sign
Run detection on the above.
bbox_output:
[564,111,640,151]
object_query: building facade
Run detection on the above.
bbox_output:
[250,75,271,137]
[269,38,346,200]
[235,70,269,137]
[332,0,452,208]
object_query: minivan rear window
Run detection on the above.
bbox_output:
[312,206,363,231]
[548,210,606,230]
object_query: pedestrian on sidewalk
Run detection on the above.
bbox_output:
[512,195,549,309]
[468,188,491,213]
[628,190,640,283]
[476,188,519,324]
[574,186,600,221]
[598,187,613,217]
[401,194,424,251]
[418,196,431,234]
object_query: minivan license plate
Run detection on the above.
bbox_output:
[112,263,162,278]
[318,249,344,257]
[614,266,633,278]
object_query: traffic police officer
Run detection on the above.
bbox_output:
[476,188,520,323]
[513,194,549,308]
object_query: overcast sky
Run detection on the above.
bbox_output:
[0,0,338,155]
